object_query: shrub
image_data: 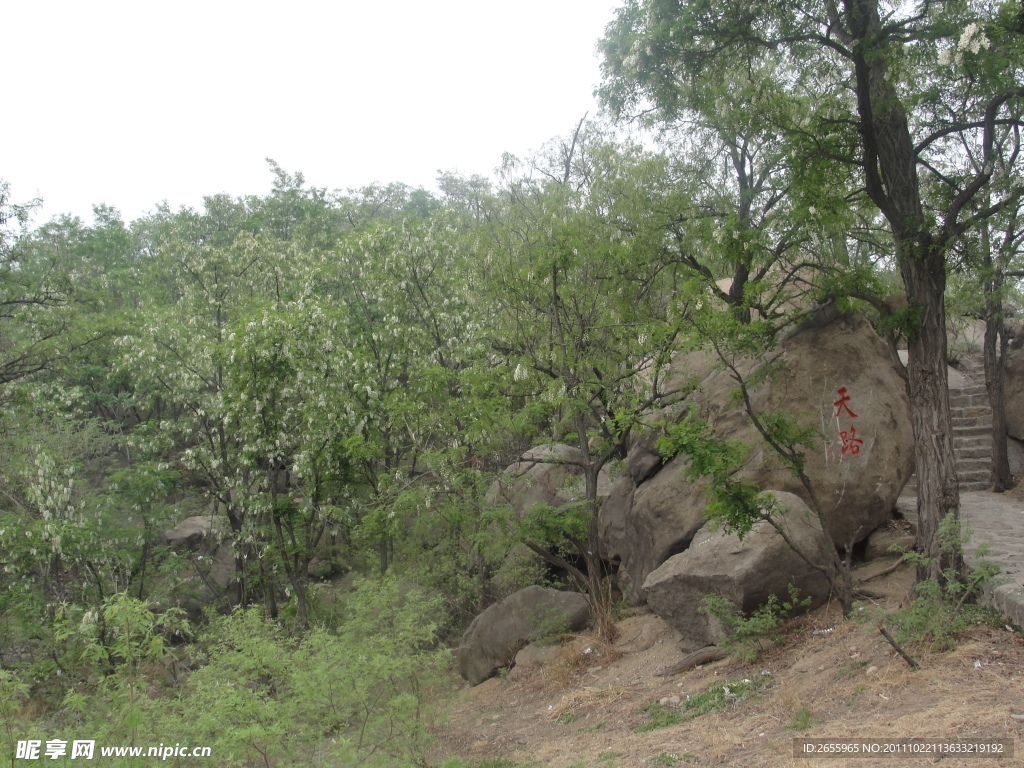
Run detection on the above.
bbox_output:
[700,584,809,662]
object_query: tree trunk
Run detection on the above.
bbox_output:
[848,0,963,585]
[900,257,962,584]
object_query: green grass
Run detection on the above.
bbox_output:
[635,675,771,733]
[649,754,697,766]
[579,720,605,733]
[557,711,580,725]
[789,707,814,731]
[649,753,680,766]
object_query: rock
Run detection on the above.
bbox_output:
[604,309,914,602]
[512,643,560,669]
[1004,346,1024,441]
[626,348,722,484]
[486,444,612,516]
[605,453,708,603]
[643,492,834,651]
[457,586,591,685]
[613,613,672,654]
[164,516,219,555]
[864,520,917,561]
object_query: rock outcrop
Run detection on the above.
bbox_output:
[1003,344,1024,441]
[457,586,590,685]
[486,444,612,517]
[643,492,834,650]
[601,308,915,603]
[163,516,219,555]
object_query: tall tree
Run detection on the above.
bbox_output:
[599,0,1024,583]
[485,127,689,636]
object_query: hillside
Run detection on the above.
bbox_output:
[433,559,1024,768]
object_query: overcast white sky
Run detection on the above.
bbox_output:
[3,0,622,224]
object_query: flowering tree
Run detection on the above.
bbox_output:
[485,128,691,637]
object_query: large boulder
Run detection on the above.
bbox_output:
[601,309,914,602]
[457,586,590,685]
[486,444,612,516]
[643,492,834,650]
[1004,344,1024,441]
[599,457,709,602]
[164,516,219,555]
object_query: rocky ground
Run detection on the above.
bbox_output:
[430,558,1024,768]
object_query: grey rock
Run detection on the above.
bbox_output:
[457,586,590,685]
[643,492,834,650]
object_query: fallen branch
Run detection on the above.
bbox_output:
[857,556,908,584]
[656,646,728,677]
[854,587,886,600]
[877,624,919,669]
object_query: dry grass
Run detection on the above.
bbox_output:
[434,566,1024,768]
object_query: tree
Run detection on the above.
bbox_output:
[485,126,689,637]
[0,182,76,386]
[599,0,1024,584]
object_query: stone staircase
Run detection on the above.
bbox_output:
[904,383,993,494]
[950,384,993,492]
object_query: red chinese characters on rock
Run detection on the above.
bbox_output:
[832,386,863,458]
[833,386,858,419]
[840,426,863,456]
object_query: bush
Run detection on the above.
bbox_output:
[700,584,809,662]
[891,514,1001,651]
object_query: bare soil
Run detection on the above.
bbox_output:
[431,559,1024,767]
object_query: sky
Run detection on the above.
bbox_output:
[3,0,623,224]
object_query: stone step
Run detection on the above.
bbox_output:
[956,457,991,471]
[956,446,993,460]
[950,409,991,421]
[952,384,989,396]
[959,481,991,492]
[949,394,990,408]
[946,391,987,403]
[958,468,992,483]
[952,418,993,432]
[953,424,993,438]
[954,433,992,446]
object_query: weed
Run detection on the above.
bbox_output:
[599,752,622,766]
[846,684,866,706]
[440,759,524,768]
[557,711,580,725]
[579,720,605,734]
[635,675,771,732]
[789,707,815,730]
[649,753,681,766]
[834,658,869,679]
[890,515,1001,651]
[701,584,810,662]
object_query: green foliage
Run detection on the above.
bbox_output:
[881,515,1002,651]
[0,670,32,764]
[656,406,775,537]
[700,584,810,662]
[5,580,449,767]
[789,707,815,731]
[635,675,771,732]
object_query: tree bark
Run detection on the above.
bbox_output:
[847,0,963,584]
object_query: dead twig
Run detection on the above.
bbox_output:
[656,646,729,677]
[877,624,919,669]
[857,556,909,584]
